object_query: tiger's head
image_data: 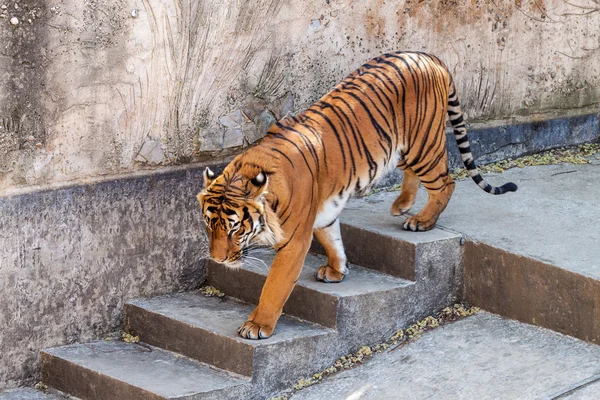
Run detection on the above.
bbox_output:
[197,166,283,267]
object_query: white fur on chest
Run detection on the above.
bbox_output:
[313,149,402,230]
[314,194,349,229]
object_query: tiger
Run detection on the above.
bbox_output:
[197,51,517,339]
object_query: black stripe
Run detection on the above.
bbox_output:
[323,218,338,229]
[343,91,393,159]
[456,136,469,145]
[451,115,464,125]
[409,65,448,173]
[386,54,420,147]
[375,57,409,141]
[319,103,357,188]
[327,93,364,159]
[270,133,316,187]
[278,185,293,224]
[306,108,348,171]
[223,208,237,216]
[271,147,294,167]
[242,206,251,225]
[282,125,321,175]
[362,64,400,100]
[348,78,398,140]
[271,198,279,212]
[276,223,300,252]
[355,76,394,114]
[328,95,379,180]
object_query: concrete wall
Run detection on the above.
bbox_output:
[0,166,208,389]
[0,0,599,192]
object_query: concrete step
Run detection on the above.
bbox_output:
[328,202,463,281]
[124,293,336,392]
[40,340,251,400]
[38,178,466,400]
[207,251,461,347]
[208,252,412,330]
[0,389,71,400]
[403,162,600,345]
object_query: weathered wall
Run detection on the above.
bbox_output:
[1,0,599,390]
[0,0,599,192]
[0,166,208,389]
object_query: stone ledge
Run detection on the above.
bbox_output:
[377,112,599,187]
[464,241,600,345]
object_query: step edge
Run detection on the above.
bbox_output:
[339,218,463,244]
[124,301,256,377]
[41,343,251,398]
[41,349,166,400]
[208,260,416,330]
[125,295,336,346]
[41,342,252,383]
[227,256,416,293]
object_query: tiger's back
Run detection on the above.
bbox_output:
[304,52,453,224]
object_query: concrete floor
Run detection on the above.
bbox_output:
[292,312,600,400]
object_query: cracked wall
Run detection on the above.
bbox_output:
[0,0,598,191]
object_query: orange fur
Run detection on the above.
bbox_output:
[198,52,516,339]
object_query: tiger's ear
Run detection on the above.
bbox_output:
[203,167,216,189]
[249,171,268,198]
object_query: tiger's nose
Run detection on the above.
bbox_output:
[209,238,228,262]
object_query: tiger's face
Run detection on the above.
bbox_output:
[197,167,282,267]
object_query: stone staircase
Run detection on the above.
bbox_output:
[4,161,599,400]
[35,206,464,399]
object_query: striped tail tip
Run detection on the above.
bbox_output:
[495,182,518,195]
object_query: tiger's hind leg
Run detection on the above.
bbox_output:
[403,153,455,232]
[391,162,421,216]
[314,218,348,283]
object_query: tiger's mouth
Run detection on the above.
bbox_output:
[210,245,269,269]
[213,251,243,269]
[229,251,243,263]
[215,258,243,269]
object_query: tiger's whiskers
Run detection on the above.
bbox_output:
[242,255,270,270]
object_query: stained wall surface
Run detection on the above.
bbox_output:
[1,0,600,390]
[0,0,599,192]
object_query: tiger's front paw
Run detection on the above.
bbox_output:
[315,265,346,283]
[403,215,436,232]
[237,320,273,340]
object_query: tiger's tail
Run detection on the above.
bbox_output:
[447,81,518,195]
